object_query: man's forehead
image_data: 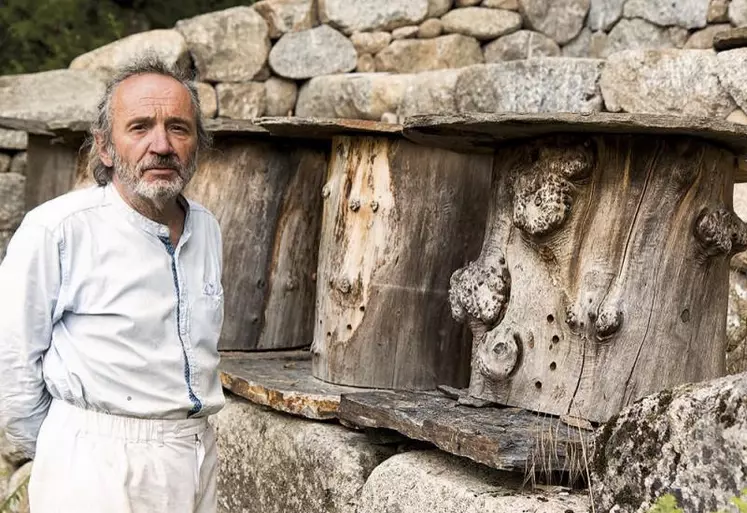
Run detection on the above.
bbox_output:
[111,73,194,117]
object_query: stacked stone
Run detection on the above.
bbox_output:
[0,0,746,123]
[0,128,27,261]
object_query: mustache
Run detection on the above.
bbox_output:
[137,155,184,174]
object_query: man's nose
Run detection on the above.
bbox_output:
[149,126,173,155]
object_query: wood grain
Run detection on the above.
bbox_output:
[186,136,328,350]
[312,136,492,389]
[451,133,741,422]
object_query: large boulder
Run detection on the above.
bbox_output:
[196,83,217,118]
[603,19,688,57]
[318,0,429,34]
[398,69,464,117]
[296,73,413,120]
[216,83,266,119]
[0,129,27,151]
[253,0,318,39]
[176,7,270,82]
[375,34,483,73]
[518,0,590,45]
[623,0,710,29]
[69,30,190,72]
[601,49,735,117]
[717,49,747,114]
[592,373,747,513]
[440,7,522,41]
[484,30,560,62]
[212,395,395,513]
[456,59,604,114]
[588,0,625,31]
[0,69,107,123]
[358,450,589,513]
[269,25,357,79]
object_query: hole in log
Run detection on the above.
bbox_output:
[681,309,691,323]
[552,335,560,343]
[326,332,331,337]
[256,279,266,289]
[359,305,365,312]
[535,381,542,390]
[550,362,557,371]
[547,314,555,323]
[346,324,352,330]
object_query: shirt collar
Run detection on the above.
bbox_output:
[105,183,192,240]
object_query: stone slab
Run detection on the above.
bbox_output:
[0,129,27,151]
[402,112,747,165]
[258,116,402,138]
[338,390,592,478]
[359,450,590,513]
[219,351,364,420]
[715,27,747,51]
[212,395,396,513]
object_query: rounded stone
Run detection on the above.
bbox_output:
[356,54,376,72]
[350,32,392,54]
[484,30,560,62]
[418,19,444,38]
[441,7,522,40]
[518,0,590,45]
[264,77,298,116]
[269,25,357,79]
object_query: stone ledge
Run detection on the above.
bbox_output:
[212,394,396,513]
[358,450,590,513]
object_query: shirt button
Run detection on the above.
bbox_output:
[159,227,168,236]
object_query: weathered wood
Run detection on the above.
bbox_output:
[403,113,747,182]
[312,136,492,390]
[339,389,591,479]
[186,136,328,350]
[449,131,742,422]
[219,350,363,419]
[258,117,402,138]
[25,133,87,210]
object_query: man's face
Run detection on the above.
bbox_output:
[100,73,199,206]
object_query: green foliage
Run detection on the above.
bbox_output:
[648,490,747,513]
[0,0,255,75]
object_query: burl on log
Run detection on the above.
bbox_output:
[406,113,747,422]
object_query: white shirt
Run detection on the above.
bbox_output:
[0,184,226,457]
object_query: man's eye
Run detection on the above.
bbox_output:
[171,125,188,133]
[130,124,146,132]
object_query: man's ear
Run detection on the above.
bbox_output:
[95,133,114,167]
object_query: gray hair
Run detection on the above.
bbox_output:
[87,55,212,186]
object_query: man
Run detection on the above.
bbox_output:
[0,56,225,512]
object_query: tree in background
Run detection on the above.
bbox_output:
[0,0,255,75]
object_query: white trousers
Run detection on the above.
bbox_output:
[29,399,218,513]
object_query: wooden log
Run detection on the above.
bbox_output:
[338,389,592,480]
[312,135,492,390]
[26,133,87,210]
[186,136,328,350]
[446,129,744,422]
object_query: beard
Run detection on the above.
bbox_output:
[111,148,197,209]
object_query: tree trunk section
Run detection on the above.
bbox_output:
[312,136,492,389]
[186,136,327,350]
[26,133,86,210]
[449,133,744,422]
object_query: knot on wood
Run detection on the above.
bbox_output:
[475,328,521,380]
[449,258,511,329]
[512,141,594,237]
[695,207,747,256]
[336,277,353,294]
[595,308,624,340]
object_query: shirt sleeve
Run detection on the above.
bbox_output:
[0,220,61,458]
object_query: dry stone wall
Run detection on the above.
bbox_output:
[0,128,27,260]
[1,0,745,125]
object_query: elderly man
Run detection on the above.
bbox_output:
[0,56,225,512]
